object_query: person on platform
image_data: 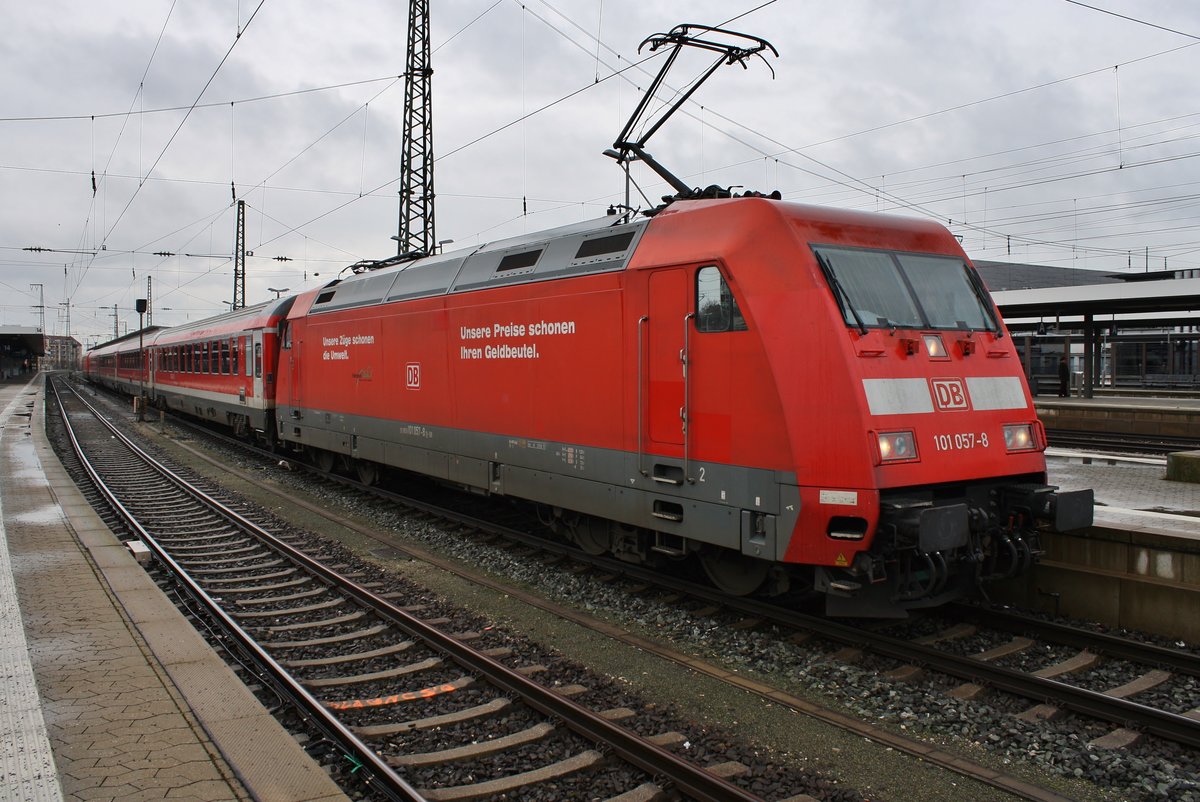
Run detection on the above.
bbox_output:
[1058,356,1069,397]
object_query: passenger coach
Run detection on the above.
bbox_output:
[85,298,293,443]
[84,326,163,398]
[147,297,295,442]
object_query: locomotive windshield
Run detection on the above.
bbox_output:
[813,245,999,334]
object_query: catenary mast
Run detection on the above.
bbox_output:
[396,0,435,257]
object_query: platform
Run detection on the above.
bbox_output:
[1046,450,1200,541]
[0,373,347,802]
[1035,393,1200,440]
[1035,392,1200,540]
[1010,448,1200,642]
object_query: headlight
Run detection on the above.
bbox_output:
[923,334,947,358]
[877,430,918,463]
[1003,423,1038,452]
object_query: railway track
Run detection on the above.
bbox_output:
[50,377,800,802]
[1044,428,1200,456]
[516,552,1200,752]
[159,406,1200,752]
[66,379,1200,800]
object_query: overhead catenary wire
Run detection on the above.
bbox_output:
[1062,0,1200,42]
[14,1,1200,338]
[32,3,1200,272]
[36,0,509,325]
[72,0,269,297]
[518,0,1200,268]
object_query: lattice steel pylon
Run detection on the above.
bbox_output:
[232,199,246,309]
[396,0,435,257]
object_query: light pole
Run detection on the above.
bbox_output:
[136,298,147,420]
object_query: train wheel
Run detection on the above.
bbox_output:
[355,460,378,486]
[571,517,612,556]
[313,449,336,473]
[701,548,769,596]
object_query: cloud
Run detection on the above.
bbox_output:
[3,0,1200,339]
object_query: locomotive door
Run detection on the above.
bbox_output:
[285,324,301,414]
[647,269,688,447]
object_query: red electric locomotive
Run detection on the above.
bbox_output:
[272,198,1091,616]
[83,24,1092,615]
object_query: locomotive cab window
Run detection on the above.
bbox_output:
[696,266,747,333]
[813,245,999,333]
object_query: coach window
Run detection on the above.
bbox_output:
[254,343,263,378]
[221,340,231,374]
[696,266,747,333]
[232,340,240,375]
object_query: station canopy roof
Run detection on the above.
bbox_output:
[991,278,1200,332]
[0,326,45,356]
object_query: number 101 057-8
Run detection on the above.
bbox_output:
[933,432,989,451]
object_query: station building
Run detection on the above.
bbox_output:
[976,260,1200,397]
[44,335,82,371]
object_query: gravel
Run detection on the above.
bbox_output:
[73,384,1200,802]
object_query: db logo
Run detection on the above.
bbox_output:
[406,363,421,389]
[931,378,968,410]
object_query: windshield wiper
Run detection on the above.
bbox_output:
[963,264,1003,338]
[814,251,868,335]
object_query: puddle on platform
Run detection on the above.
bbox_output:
[9,506,63,525]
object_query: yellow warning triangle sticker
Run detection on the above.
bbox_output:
[835,553,849,567]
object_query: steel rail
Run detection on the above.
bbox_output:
[950,603,1200,678]
[1045,427,1200,456]
[158,400,1200,747]
[595,562,1200,750]
[52,381,426,802]
[135,400,1091,802]
[56,381,765,802]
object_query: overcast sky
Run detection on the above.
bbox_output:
[4,0,1199,343]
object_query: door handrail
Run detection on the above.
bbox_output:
[637,315,649,477]
[682,311,695,483]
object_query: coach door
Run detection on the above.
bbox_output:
[646,268,690,453]
[252,330,265,401]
